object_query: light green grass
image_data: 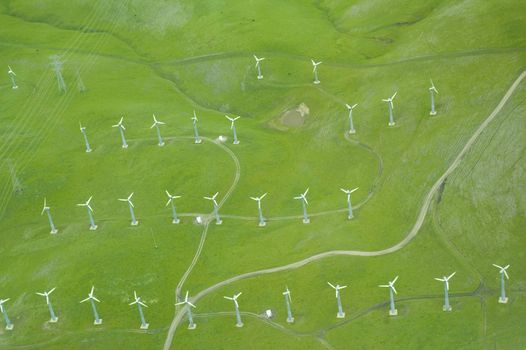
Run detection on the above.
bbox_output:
[0,0,524,349]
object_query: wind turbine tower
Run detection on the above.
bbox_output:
[204,192,222,225]
[80,286,102,325]
[250,192,267,227]
[118,192,139,226]
[434,272,456,311]
[112,117,128,148]
[7,65,18,89]
[311,59,322,84]
[41,198,58,234]
[151,114,166,146]
[225,115,240,144]
[175,291,197,330]
[429,79,439,115]
[340,188,358,220]
[0,298,14,330]
[36,287,58,322]
[294,188,310,224]
[191,110,202,144]
[493,264,510,304]
[328,282,347,318]
[50,55,67,92]
[79,122,92,152]
[345,103,358,134]
[165,190,182,224]
[76,196,97,230]
[379,276,399,316]
[254,55,265,80]
[224,292,243,327]
[382,92,398,126]
[129,291,149,329]
[282,287,294,323]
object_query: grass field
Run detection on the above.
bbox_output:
[0,1,525,349]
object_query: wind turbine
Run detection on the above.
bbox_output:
[493,264,510,304]
[311,59,322,84]
[224,292,243,327]
[7,65,18,89]
[204,192,222,225]
[175,291,197,329]
[434,272,456,311]
[150,114,166,146]
[254,55,265,80]
[41,198,58,234]
[379,276,399,316]
[0,298,14,330]
[294,188,310,224]
[129,291,149,329]
[79,122,92,152]
[225,115,240,144]
[340,188,358,220]
[191,110,202,144]
[429,79,439,115]
[76,196,97,230]
[328,282,347,318]
[250,192,267,227]
[345,103,358,134]
[112,116,128,148]
[118,192,138,226]
[282,287,294,323]
[36,287,58,322]
[382,92,398,126]
[80,286,102,325]
[165,190,182,224]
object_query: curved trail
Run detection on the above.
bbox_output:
[163,71,526,350]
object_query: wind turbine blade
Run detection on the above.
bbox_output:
[304,188,309,196]
[184,291,189,302]
[129,300,137,306]
[303,197,309,205]
[448,272,456,279]
[327,282,336,289]
[118,198,127,202]
[49,287,56,294]
[150,122,156,129]
[340,188,348,193]
[311,59,316,65]
[119,117,124,125]
[90,286,94,295]
[434,278,444,282]
[87,205,94,212]
[224,296,233,300]
[249,197,258,201]
[378,285,389,288]
[92,296,100,303]
[260,192,267,199]
[188,302,196,308]
[134,291,137,300]
[492,264,502,269]
[36,292,46,296]
[345,104,351,109]
[391,286,397,294]
[294,196,302,200]
[350,187,359,193]
[128,192,134,200]
[166,198,172,207]
[204,196,212,200]
[138,301,148,308]
[391,91,397,99]
[235,292,242,298]
[340,285,348,289]
[504,264,510,269]
[503,270,510,279]
[213,192,219,199]
[129,200,134,208]
[352,104,358,109]
[175,301,186,306]
[87,196,93,204]
[392,276,399,284]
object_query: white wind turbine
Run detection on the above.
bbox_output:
[493,264,510,304]
[254,55,266,80]
[41,197,58,234]
[7,65,18,89]
[340,187,358,220]
[112,116,128,148]
[191,110,202,144]
[382,92,398,126]
[282,287,294,323]
[311,59,322,84]
[225,115,240,144]
[434,272,456,311]
[129,291,149,329]
[224,292,243,327]
[379,276,399,316]
[150,114,166,146]
[77,196,97,230]
[328,282,347,318]
[80,286,102,325]
[175,291,197,329]
[429,79,439,115]
[165,190,182,224]
[0,298,13,330]
[345,103,358,134]
[204,192,222,225]
[118,192,138,226]
[250,192,267,227]
[79,122,92,152]
[294,188,310,224]
[36,287,58,322]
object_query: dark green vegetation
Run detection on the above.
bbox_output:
[0,1,524,349]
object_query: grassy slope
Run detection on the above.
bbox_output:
[0,0,524,349]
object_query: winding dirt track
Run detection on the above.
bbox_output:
[163,71,526,349]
